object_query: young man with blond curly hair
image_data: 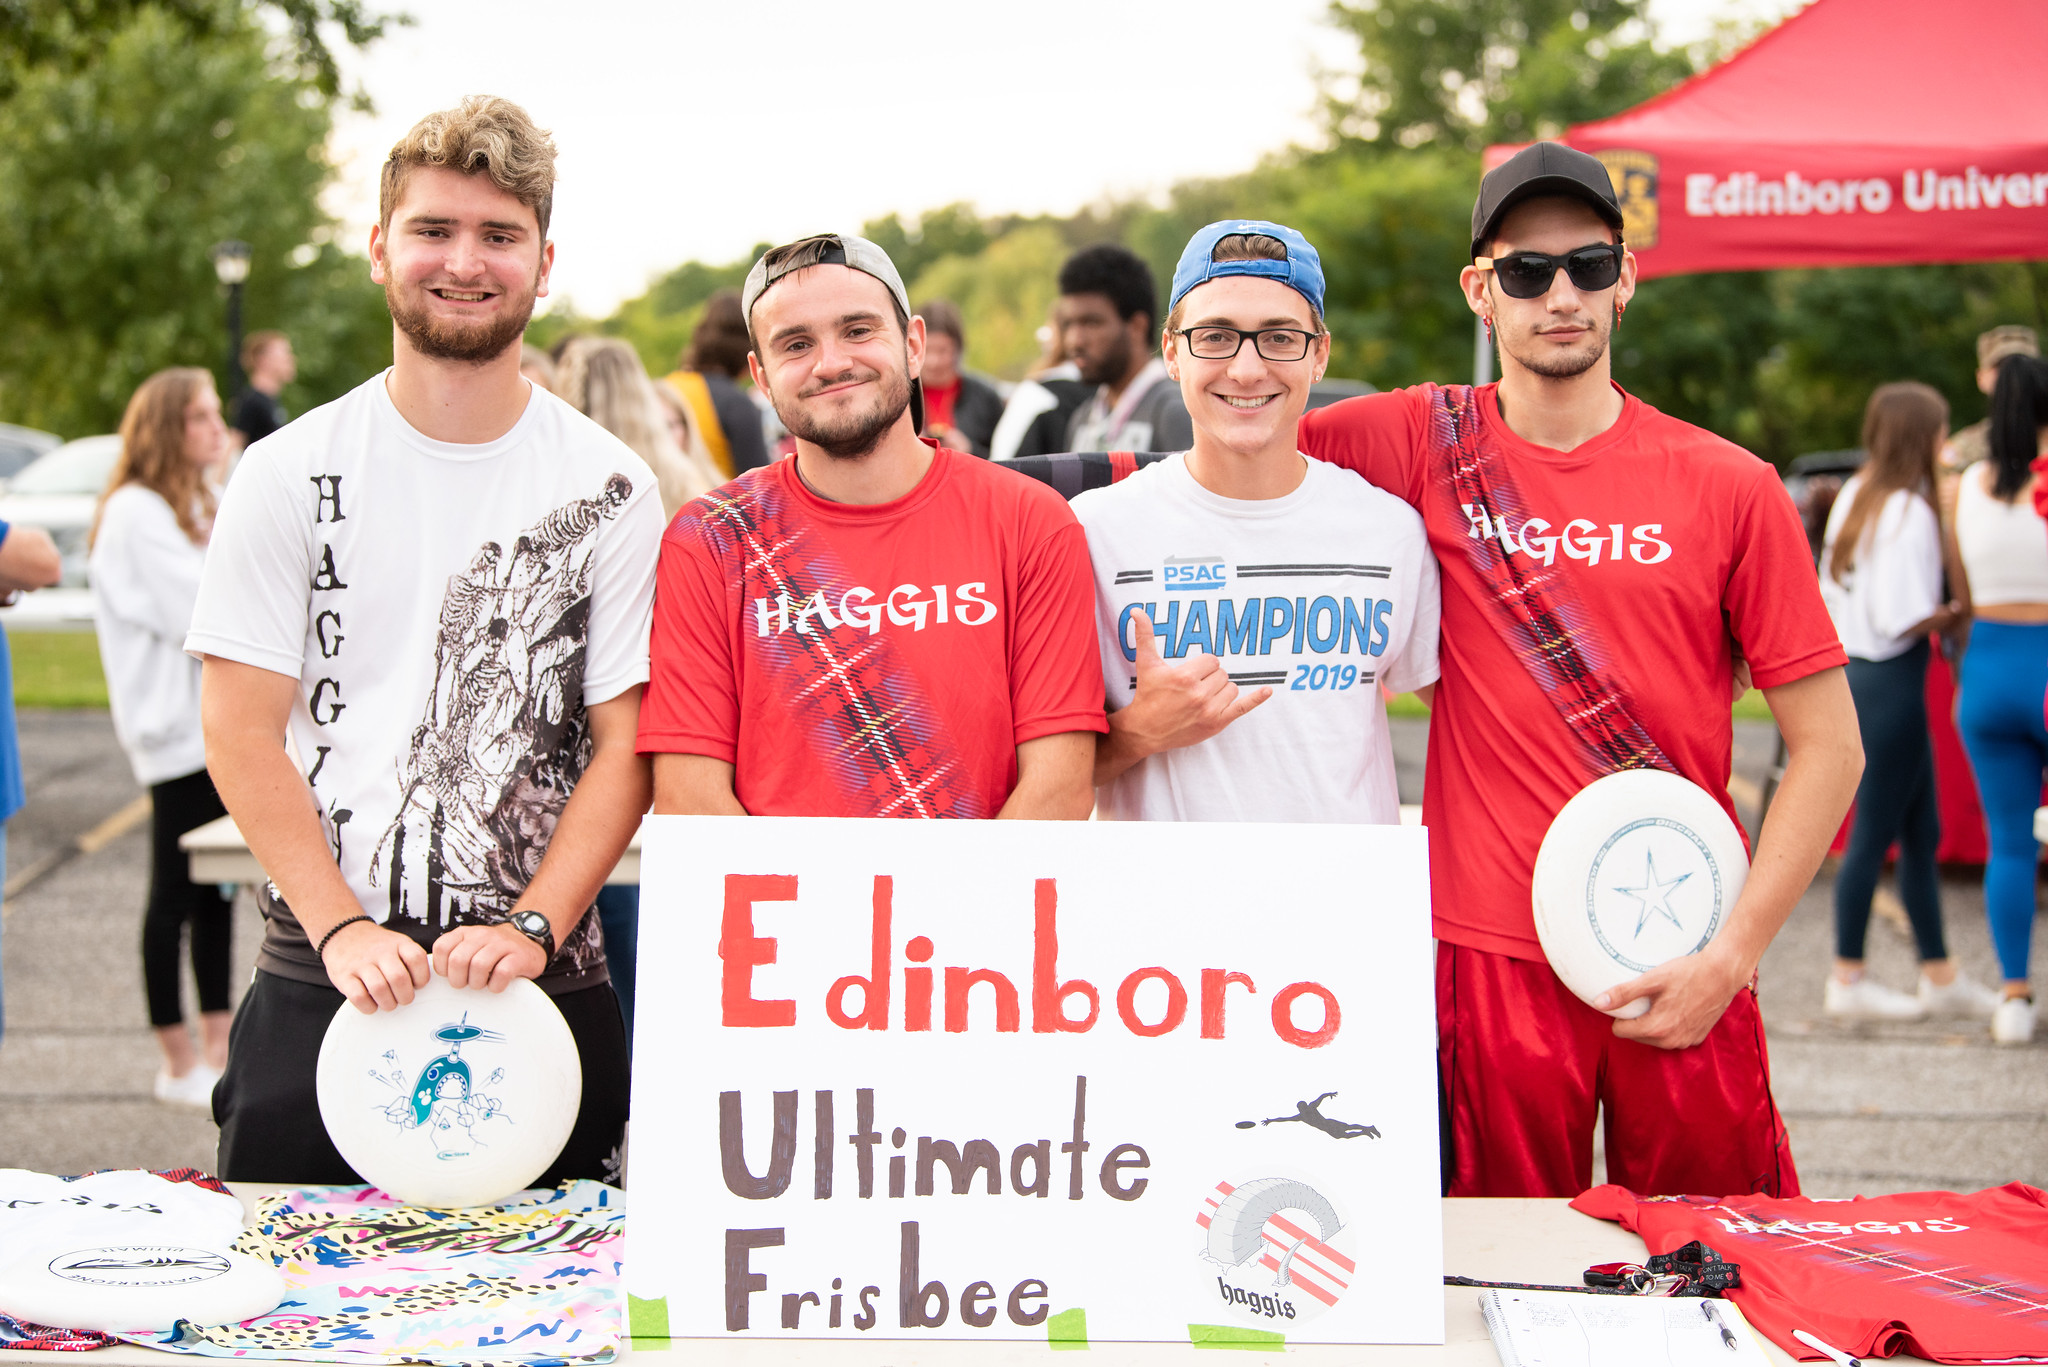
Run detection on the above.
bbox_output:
[190,96,661,1184]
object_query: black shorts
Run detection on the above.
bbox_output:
[214,970,629,1187]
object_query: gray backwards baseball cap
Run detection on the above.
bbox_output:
[1471,142,1624,259]
[741,233,923,433]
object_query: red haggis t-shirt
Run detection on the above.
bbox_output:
[1574,1182,2048,1363]
[637,445,1106,817]
[1299,384,1845,960]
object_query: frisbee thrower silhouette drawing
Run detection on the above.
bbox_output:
[1234,1092,1380,1139]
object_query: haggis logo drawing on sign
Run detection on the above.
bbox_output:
[626,817,1442,1346]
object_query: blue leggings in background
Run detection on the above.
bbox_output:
[1955,620,2048,983]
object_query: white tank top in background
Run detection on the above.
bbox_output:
[1956,462,2048,606]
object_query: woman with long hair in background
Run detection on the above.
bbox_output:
[1953,353,2048,1044]
[1820,382,1994,1022]
[89,367,236,1105]
[555,336,718,521]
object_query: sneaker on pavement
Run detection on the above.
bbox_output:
[153,1063,220,1111]
[1824,974,1926,1021]
[1919,970,2004,1019]
[1991,996,2036,1045]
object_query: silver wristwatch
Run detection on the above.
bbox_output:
[508,909,556,959]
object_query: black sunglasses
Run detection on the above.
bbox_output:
[1474,243,1625,299]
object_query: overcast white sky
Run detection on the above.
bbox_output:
[325,0,1805,316]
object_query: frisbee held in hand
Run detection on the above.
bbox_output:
[316,973,580,1208]
[1532,769,1748,1019]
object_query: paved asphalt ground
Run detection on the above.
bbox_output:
[0,709,2041,1194]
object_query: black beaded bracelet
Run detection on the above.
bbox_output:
[315,914,375,958]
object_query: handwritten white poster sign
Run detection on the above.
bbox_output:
[626,816,1440,1347]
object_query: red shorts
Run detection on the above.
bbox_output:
[1436,942,1799,1199]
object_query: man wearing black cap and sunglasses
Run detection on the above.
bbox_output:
[1297,142,1863,1200]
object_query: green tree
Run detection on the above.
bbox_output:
[0,0,402,102]
[861,204,993,291]
[0,2,390,436]
[592,252,761,379]
[1322,0,1691,152]
[909,224,1071,380]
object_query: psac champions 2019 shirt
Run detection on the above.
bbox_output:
[1072,452,1441,823]
[1299,384,1845,959]
[1573,1183,2048,1364]
[637,444,1106,817]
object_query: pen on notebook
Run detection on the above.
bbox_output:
[1792,1328,1863,1367]
[1701,1301,1738,1351]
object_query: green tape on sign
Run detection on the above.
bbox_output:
[1047,1307,1088,1350]
[1188,1323,1287,1351]
[628,1294,671,1340]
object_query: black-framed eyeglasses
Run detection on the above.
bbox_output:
[1174,325,1321,362]
[1474,243,1625,299]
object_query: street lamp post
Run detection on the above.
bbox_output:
[209,240,253,396]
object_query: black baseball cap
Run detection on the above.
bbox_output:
[1470,142,1624,259]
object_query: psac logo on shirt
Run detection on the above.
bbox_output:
[752,584,998,638]
[1463,504,1672,568]
[1163,555,1228,592]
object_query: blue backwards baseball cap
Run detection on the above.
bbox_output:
[1169,220,1325,319]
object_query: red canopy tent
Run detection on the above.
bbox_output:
[1535,0,2048,279]
[1486,0,2048,862]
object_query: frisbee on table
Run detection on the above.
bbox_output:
[0,1245,283,1332]
[1532,768,1749,1019]
[316,974,581,1209]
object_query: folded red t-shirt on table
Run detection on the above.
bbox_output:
[1573,1182,2048,1363]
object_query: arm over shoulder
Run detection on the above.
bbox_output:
[1296,389,1431,508]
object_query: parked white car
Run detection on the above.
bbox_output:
[0,434,121,588]
[0,434,120,628]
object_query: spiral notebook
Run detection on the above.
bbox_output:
[1478,1289,1773,1367]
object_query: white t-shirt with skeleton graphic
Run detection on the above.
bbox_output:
[187,372,662,994]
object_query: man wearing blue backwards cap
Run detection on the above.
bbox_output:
[1072,221,1440,822]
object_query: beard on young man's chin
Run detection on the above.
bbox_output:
[1505,314,1611,380]
[1076,333,1132,388]
[780,367,912,459]
[386,281,536,364]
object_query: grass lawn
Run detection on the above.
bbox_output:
[8,631,107,708]
[1387,687,1777,722]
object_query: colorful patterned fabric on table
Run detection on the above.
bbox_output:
[121,1181,623,1366]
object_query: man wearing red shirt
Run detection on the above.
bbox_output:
[1297,144,1863,1198]
[639,233,1104,819]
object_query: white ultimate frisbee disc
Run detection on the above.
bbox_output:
[1532,769,1749,1019]
[0,1244,283,1332]
[316,974,581,1208]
